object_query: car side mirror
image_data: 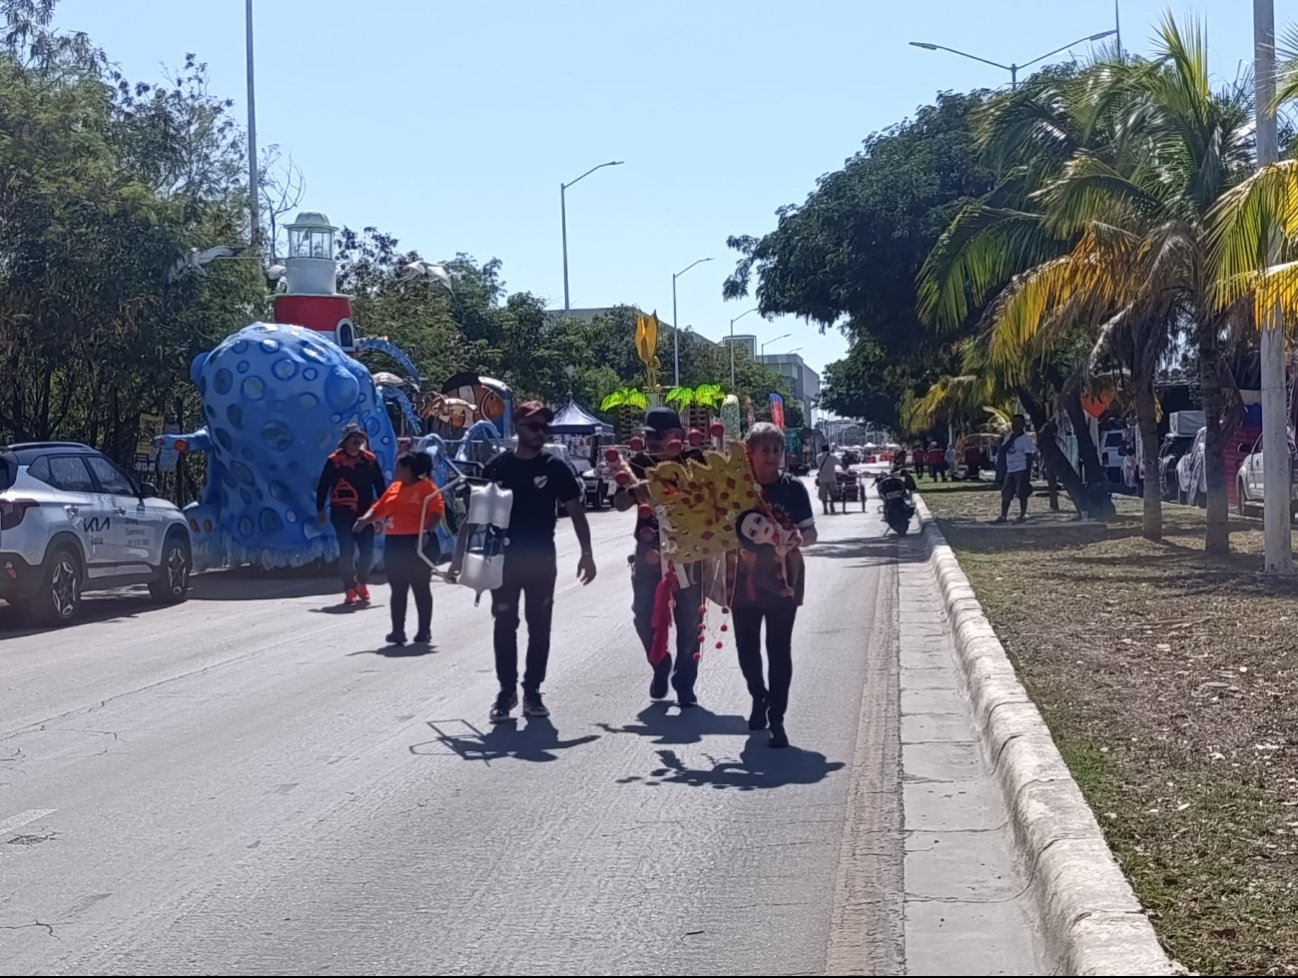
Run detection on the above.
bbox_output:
[140,481,159,498]
[1239,444,1252,455]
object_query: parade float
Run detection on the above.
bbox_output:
[157,211,489,571]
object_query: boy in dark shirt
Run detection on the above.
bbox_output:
[479,402,597,723]
[315,423,388,605]
[613,407,707,707]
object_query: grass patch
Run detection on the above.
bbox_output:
[924,481,1298,975]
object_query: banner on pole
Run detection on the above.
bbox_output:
[769,392,785,429]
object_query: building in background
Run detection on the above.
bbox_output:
[756,351,820,427]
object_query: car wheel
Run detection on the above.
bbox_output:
[149,533,191,604]
[37,546,82,626]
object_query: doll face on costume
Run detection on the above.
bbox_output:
[738,509,777,548]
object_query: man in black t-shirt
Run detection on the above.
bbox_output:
[614,407,707,707]
[480,402,597,723]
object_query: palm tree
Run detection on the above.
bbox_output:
[921,16,1252,547]
[600,387,649,442]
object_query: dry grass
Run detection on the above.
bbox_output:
[922,479,1298,976]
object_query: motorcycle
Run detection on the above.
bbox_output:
[875,469,917,536]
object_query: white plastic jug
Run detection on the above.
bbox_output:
[459,550,503,601]
[459,482,514,604]
[467,481,513,528]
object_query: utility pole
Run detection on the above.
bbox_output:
[245,0,260,249]
[1256,0,1293,573]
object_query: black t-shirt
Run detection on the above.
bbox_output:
[482,449,581,554]
[733,474,815,608]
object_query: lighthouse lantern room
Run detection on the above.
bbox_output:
[274,210,356,351]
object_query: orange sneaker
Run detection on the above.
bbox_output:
[344,587,359,606]
[357,583,371,602]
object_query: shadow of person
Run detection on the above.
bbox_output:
[348,642,438,658]
[618,734,845,791]
[414,716,600,764]
[596,701,749,746]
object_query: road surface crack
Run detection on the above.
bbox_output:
[0,920,59,940]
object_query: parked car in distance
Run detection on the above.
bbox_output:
[0,442,192,625]
[1235,432,1298,516]
[1158,433,1196,501]
[543,443,602,514]
[1176,427,1208,505]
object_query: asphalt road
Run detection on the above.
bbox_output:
[0,481,1040,976]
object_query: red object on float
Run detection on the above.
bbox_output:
[688,428,705,446]
[273,293,354,342]
[637,503,653,521]
[666,438,683,454]
[709,420,726,438]
[629,435,645,452]
[604,447,621,464]
[615,469,633,487]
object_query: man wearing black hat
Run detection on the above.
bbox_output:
[316,422,387,606]
[479,401,597,723]
[614,407,707,706]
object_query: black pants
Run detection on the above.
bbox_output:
[492,551,558,693]
[631,560,702,693]
[733,604,798,726]
[333,512,374,589]
[384,534,431,636]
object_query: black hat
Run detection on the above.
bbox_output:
[337,422,367,449]
[645,407,683,435]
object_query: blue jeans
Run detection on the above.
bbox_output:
[332,511,374,590]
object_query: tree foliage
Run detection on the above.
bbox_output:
[723,91,996,429]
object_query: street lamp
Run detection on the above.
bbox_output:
[561,160,625,311]
[760,334,791,358]
[910,28,1117,89]
[729,307,760,387]
[672,257,713,385]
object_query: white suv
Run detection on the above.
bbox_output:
[0,442,192,625]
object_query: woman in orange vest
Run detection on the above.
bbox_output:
[354,451,445,646]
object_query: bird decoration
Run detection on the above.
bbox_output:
[169,245,244,281]
[401,260,453,290]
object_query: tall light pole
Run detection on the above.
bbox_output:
[245,0,260,249]
[729,307,759,387]
[561,160,624,311]
[1256,0,1292,573]
[672,257,713,385]
[910,29,1117,89]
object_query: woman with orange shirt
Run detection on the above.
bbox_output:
[354,451,444,645]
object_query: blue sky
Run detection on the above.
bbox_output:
[57,1,1270,381]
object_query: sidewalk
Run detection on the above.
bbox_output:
[894,534,1044,975]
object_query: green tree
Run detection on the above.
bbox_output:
[723,91,996,431]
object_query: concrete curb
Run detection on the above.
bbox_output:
[913,495,1178,976]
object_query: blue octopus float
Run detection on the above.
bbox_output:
[159,210,470,571]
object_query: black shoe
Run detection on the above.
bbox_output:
[769,724,789,749]
[749,698,769,731]
[490,689,518,724]
[385,631,407,646]
[523,690,550,718]
[649,659,671,700]
[412,630,431,643]
[676,687,699,709]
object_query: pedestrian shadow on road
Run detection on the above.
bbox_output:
[809,535,926,568]
[411,717,600,764]
[617,737,845,792]
[597,702,749,746]
[348,641,438,658]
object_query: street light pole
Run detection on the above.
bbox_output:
[245,0,260,249]
[560,160,624,311]
[729,307,759,387]
[1255,0,1292,573]
[761,334,791,358]
[672,257,713,386]
[910,29,1117,90]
